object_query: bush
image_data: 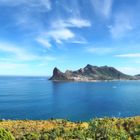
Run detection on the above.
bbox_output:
[0,128,15,140]
[133,125,140,140]
[22,133,40,140]
[87,119,129,140]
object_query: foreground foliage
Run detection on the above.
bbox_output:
[0,117,140,140]
[0,128,15,140]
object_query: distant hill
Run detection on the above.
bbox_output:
[49,64,137,81]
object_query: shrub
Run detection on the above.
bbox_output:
[0,128,15,140]
[22,133,40,140]
[87,119,129,140]
[133,124,140,140]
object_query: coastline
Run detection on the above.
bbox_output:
[50,79,140,83]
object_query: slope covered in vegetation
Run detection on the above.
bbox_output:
[0,117,140,140]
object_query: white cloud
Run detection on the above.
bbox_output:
[0,42,56,75]
[115,53,140,58]
[47,28,75,44]
[0,42,56,62]
[0,43,38,61]
[68,18,91,28]
[37,18,91,47]
[0,62,27,70]
[36,28,75,47]
[0,0,52,11]
[91,0,113,18]
[109,12,133,39]
[39,18,91,46]
[1,0,91,49]
[53,18,91,28]
[40,0,51,11]
[0,0,52,33]
[117,67,140,75]
[70,38,88,44]
[86,46,115,55]
[36,38,52,49]
[0,0,25,6]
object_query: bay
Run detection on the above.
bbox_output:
[0,76,140,121]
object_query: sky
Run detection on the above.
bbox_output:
[0,0,140,76]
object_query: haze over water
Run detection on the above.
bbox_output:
[0,76,140,121]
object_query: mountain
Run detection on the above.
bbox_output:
[49,64,137,81]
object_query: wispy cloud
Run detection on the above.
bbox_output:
[0,62,27,70]
[47,28,75,44]
[1,0,91,49]
[36,37,52,49]
[37,18,91,47]
[52,18,91,28]
[109,12,134,39]
[86,46,115,55]
[91,0,113,18]
[68,18,91,28]
[40,0,51,11]
[0,0,52,11]
[70,38,88,44]
[0,0,52,36]
[115,53,140,58]
[117,66,140,75]
[0,42,38,61]
[0,42,56,62]
[0,42,56,75]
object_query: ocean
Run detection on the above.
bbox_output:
[0,76,140,121]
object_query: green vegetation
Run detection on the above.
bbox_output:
[0,128,15,140]
[0,117,140,140]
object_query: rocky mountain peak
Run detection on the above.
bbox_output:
[53,67,62,75]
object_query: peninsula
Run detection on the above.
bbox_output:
[49,64,138,81]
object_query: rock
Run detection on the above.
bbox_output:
[49,67,68,80]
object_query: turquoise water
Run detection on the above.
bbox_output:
[0,76,140,121]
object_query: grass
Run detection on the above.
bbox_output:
[0,117,140,140]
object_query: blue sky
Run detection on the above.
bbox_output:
[0,0,140,76]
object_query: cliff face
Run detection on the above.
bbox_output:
[49,64,136,81]
[50,67,69,80]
